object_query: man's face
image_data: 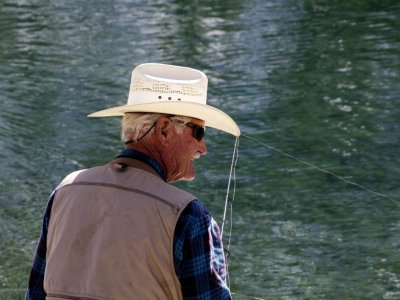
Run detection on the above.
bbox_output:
[164,118,207,182]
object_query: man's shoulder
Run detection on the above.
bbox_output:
[56,168,89,189]
[56,164,198,209]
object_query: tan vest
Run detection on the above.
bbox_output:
[44,158,195,300]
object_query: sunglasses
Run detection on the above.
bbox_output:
[185,123,205,141]
[125,118,206,144]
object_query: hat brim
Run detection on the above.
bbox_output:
[88,102,240,137]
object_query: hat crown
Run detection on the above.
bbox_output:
[128,63,208,105]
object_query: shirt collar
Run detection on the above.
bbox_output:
[117,149,166,181]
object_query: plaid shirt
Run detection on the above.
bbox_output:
[25,150,231,300]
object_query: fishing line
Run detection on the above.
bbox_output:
[221,133,398,300]
[221,136,239,238]
[242,133,400,207]
[222,136,239,289]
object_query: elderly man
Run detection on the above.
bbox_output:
[26,63,240,300]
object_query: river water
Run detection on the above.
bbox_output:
[1,0,400,299]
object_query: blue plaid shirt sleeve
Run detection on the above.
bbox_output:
[25,192,55,300]
[174,200,232,299]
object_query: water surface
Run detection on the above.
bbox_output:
[1,0,399,299]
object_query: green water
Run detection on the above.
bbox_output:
[1,0,400,299]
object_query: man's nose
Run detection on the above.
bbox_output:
[199,139,207,155]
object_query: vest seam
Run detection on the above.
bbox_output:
[58,181,181,213]
[154,200,171,239]
[167,199,191,294]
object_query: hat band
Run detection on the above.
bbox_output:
[128,91,207,105]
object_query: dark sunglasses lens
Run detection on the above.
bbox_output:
[194,126,205,141]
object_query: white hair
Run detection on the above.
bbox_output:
[121,112,192,144]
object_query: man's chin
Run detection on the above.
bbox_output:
[167,170,196,183]
[178,173,196,182]
[185,175,196,182]
[181,167,197,181]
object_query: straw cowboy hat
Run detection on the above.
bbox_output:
[88,63,240,137]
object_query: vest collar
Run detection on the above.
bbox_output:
[114,149,166,181]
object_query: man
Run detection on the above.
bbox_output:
[26,63,240,299]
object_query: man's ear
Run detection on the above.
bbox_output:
[155,116,173,145]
